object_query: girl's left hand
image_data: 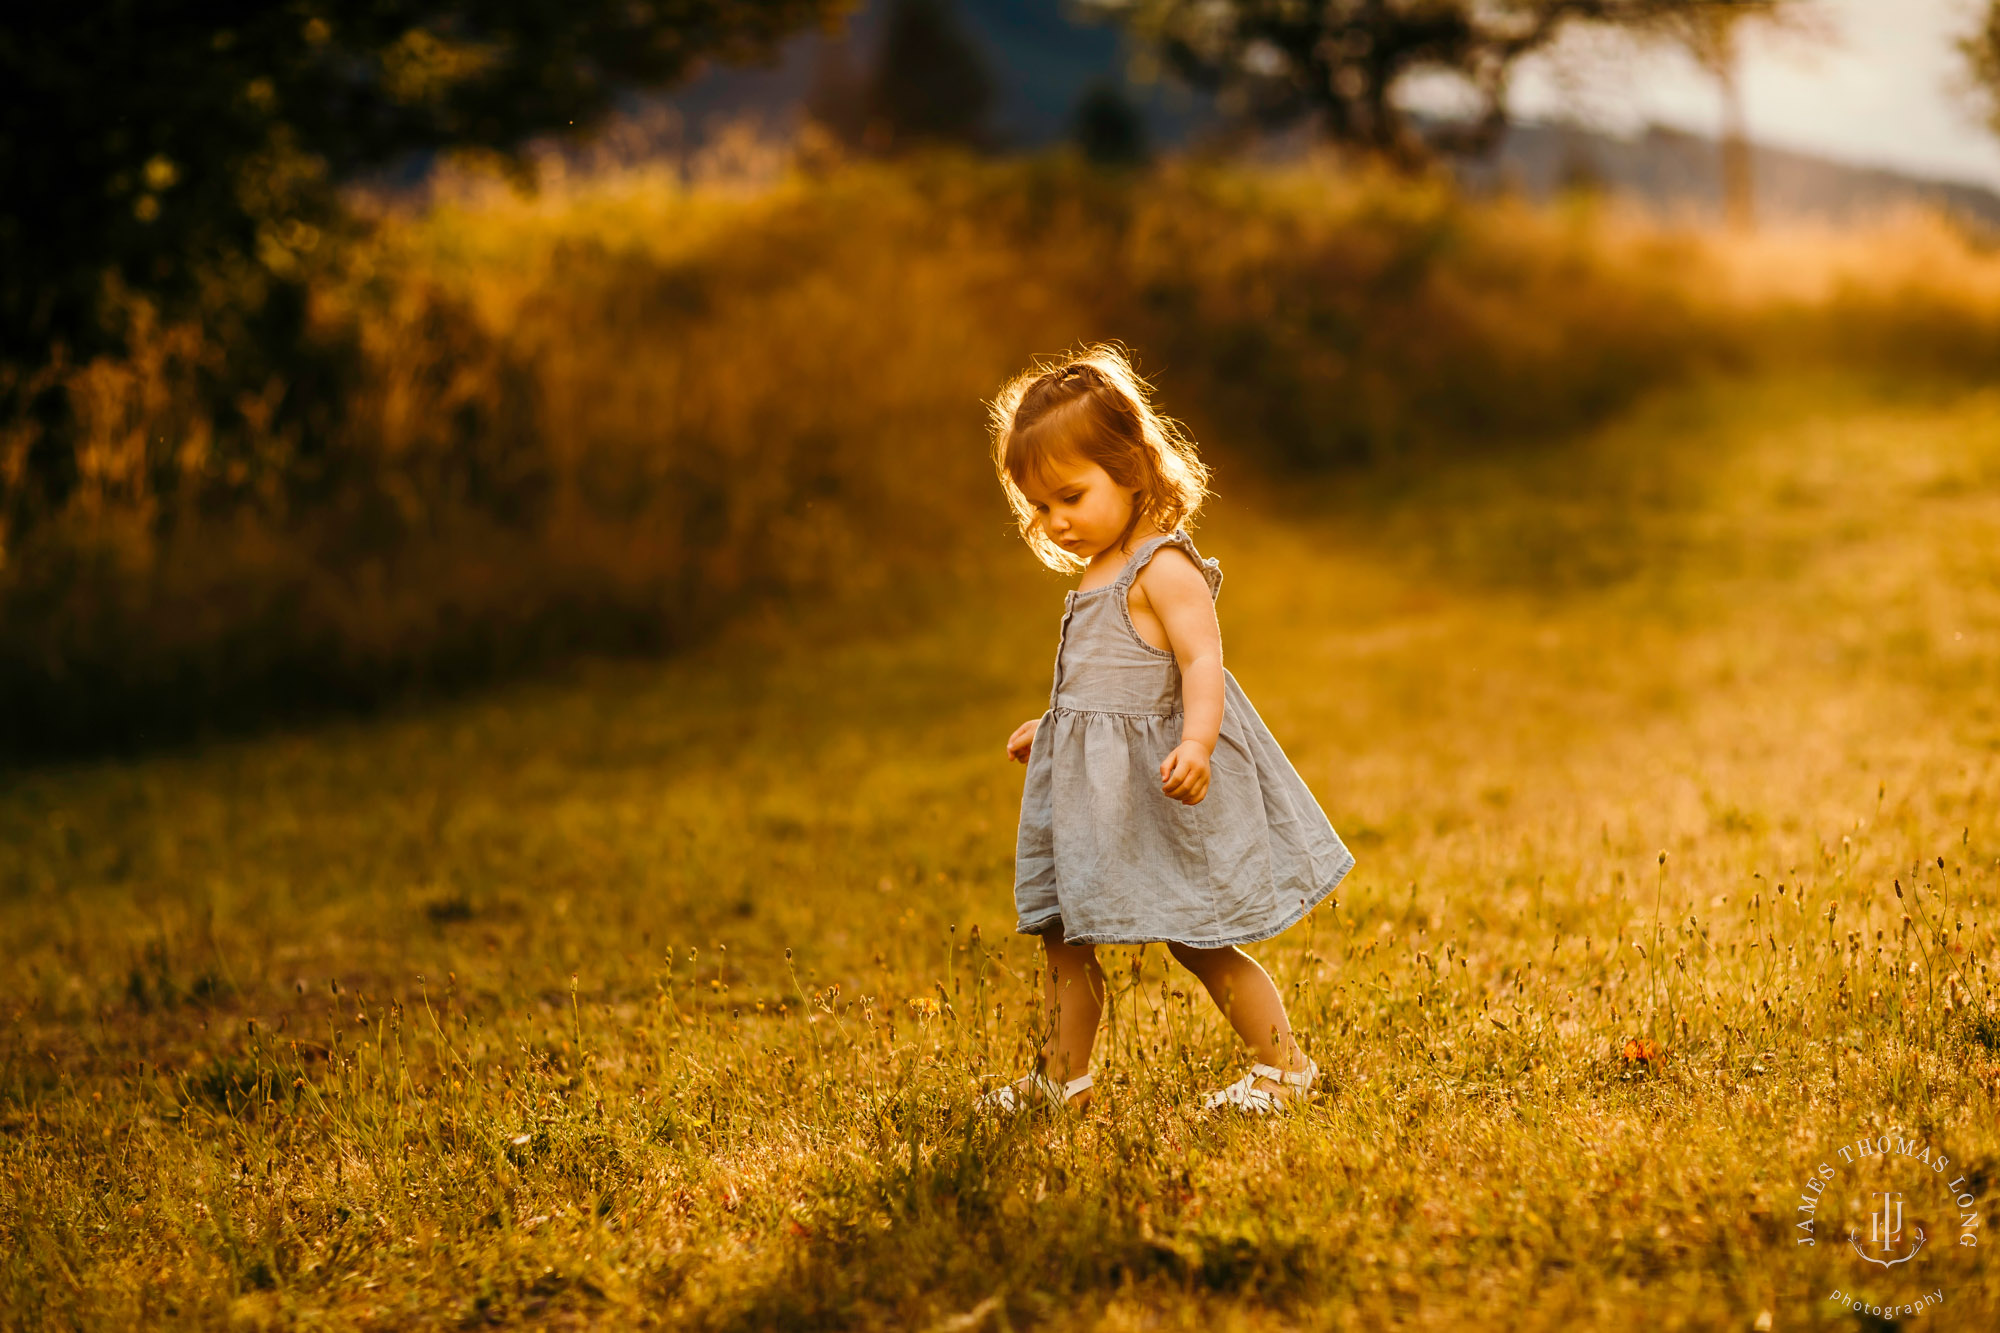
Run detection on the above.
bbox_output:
[1160,741,1211,805]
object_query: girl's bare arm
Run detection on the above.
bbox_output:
[1131,548,1223,801]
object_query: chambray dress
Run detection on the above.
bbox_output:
[1014,529,1356,947]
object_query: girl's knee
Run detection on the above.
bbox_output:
[1168,941,1240,971]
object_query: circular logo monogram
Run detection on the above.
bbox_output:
[1796,1130,1983,1321]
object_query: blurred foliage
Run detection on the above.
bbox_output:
[0,1,853,532]
[1073,80,1152,166]
[5,153,2000,759]
[807,0,998,153]
[1080,0,1793,160]
[867,0,998,149]
[1965,1,2000,141]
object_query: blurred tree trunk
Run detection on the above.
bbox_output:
[1711,24,1754,230]
[1679,15,1754,229]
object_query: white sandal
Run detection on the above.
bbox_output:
[1202,1058,1318,1114]
[976,1069,1094,1115]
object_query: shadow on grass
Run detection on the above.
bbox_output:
[714,1184,1329,1332]
[691,1106,1336,1332]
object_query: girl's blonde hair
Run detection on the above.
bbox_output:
[987,343,1212,572]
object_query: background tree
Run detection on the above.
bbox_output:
[806,28,874,148]
[863,0,998,151]
[1670,11,1757,228]
[1073,79,1152,166]
[1962,1,2000,142]
[1076,0,1792,165]
[1632,2,1818,229]
[0,2,851,509]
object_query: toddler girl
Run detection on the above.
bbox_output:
[978,346,1356,1116]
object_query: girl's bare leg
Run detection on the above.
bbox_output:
[1167,942,1312,1101]
[1025,934,1105,1099]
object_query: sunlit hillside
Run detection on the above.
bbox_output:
[7,152,2000,758]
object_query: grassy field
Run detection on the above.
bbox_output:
[5,371,2000,1329]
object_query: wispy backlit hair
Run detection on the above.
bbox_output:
[988,343,1213,572]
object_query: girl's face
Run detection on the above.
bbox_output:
[1017,456,1140,560]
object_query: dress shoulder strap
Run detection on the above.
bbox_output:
[1117,528,1223,601]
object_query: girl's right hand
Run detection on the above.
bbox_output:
[1006,717,1041,764]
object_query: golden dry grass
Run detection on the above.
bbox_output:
[5,369,2000,1328]
[12,155,2000,756]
